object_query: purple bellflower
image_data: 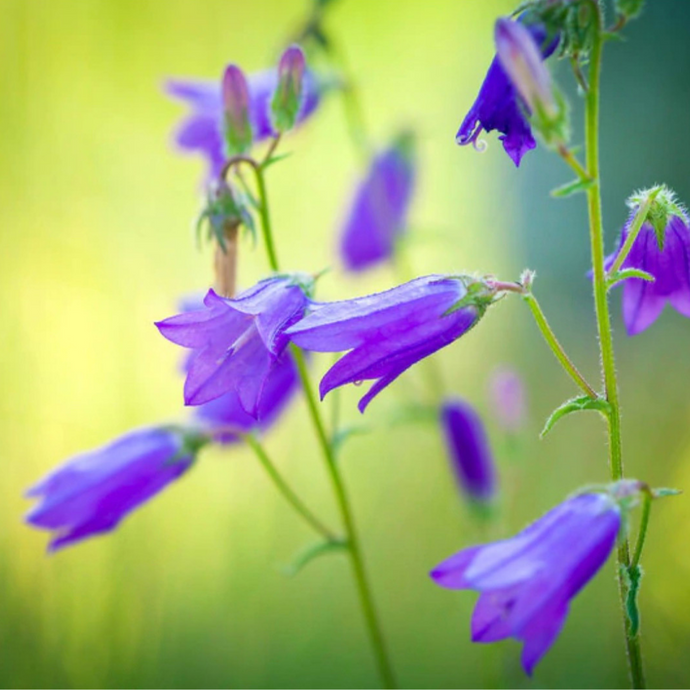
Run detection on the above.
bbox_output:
[25,426,201,551]
[605,194,690,336]
[339,132,416,272]
[440,398,496,503]
[156,277,309,413]
[457,19,558,166]
[286,275,489,412]
[166,68,322,182]
[431,492,621,675]
[489,366,526,432]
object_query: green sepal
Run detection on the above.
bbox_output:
[606,268,655,290]
[621,563,643,638]
[282,538,348,577]
[614,0,645,21]
[652,487,682,499]
[261,151,294,170]
[551,177,595,198]
[162,425,210,466]
[540,394,611,439]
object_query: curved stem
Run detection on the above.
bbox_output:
[608,190,659,276]
[249,148,397,687]
[291,346,397,688]
[631,492,652,571]
[244,433,337,542]
[523,292,597,398]
[583,4,646,686]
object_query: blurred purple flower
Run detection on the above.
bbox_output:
[339,133,416,272]
[489,366,526,432]
[286,276,486,412]
[166,68,322,182]
[25,426,199,551]
[431,492,620,675]
[456,20,558,166]
[156,278,309,413]
[440,398,496,502]
[606,213,690,336]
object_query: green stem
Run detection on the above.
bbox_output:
[291,346,397,688]
[608,190,659,276]
[523,292,597,398]
[630,492,652,571]
[244,433,337,542]
[252,152,397,688]
[583,4,646,686]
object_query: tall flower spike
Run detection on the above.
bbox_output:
[271,45,306,134]
[431,492,621,675]
[156,277,310,414]
[606,187,690,335]
[440,398,496,503]
[286,275,492,412]
[166,68,323,183]
[339,131,416,272]
[25,426,203,551]
[456,18,559,166]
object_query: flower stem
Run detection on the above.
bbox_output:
[244,433,337,542]
[251,149,397,688]
[583,4,646,686]
[608,189,659,277]
[522,292,597,398]
[291,345,397,688]
[630,490,652,571]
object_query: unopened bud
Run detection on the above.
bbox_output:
[271,45,306,133]
[495,18,556,121]
[222,65,253,155]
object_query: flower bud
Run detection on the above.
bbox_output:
[626,184,687,250]
[494,17,557,121]
[489,366,526,433]
[222,64,253,155]
[271,45,306,133]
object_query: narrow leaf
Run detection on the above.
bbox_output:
[262,151,293,170]
[623,564,643,637]
[652,487,682,499]
[540,395,611,439]
[283,539,348,577]
[551,177,595,198]
[607,268,655,289]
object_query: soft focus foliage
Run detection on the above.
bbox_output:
[2,0,690,687]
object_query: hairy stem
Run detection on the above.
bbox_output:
[608,190,659,276]
[584,4,646,686]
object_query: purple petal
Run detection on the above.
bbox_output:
[518,599,569,676]
[430,546,483,589]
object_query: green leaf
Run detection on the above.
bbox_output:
[622,564,643,637]
[261,151,293,170]
[652,487,682,499]
[607,268,655,290]
[550,177,595,198]
[540,395,611,439]
[331,425,370,456]
[282,539,348,577]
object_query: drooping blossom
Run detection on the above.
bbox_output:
[156,277,309,413]
[25,426,202,551]
[166,68,322,182]
[431,492,621,675]
[605,207,690,336]
[286,275,490,412]
[489,366,526,432]
[440,398,496,503]
[456,19,558,166]
[339,132,416,272]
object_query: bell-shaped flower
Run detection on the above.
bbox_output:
[456,19,558,167]
[166,68,322,182]
[431,492,621,675]
[156,277,309,414]
[606,203,690,336]
[25,426,203,551]
[286,276,490,412]
[440,398,496,503]
[339,132,416,272]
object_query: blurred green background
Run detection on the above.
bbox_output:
[2,0,690,687]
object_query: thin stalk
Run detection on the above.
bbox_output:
[250,153,397,688]
[630,492,652,571]
[244,433,337,542]
[523,292,597,398]
[583,3,646,686]
[608,190,659,276]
